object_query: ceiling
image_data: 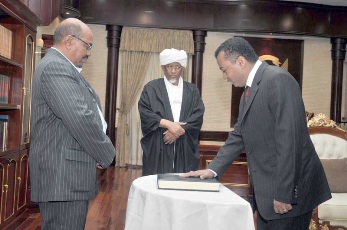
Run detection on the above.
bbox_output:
[281,0,347,7]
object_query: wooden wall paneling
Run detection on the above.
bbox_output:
[0,0,41,31]
[79,0,214,30]
[40,0,52,26]
[213,2,330,36]
[0,150,28,227]
[6,110,21,150]
[0,160,4,225]
[16,149,29,213]
[330,11,347,37]
[0,0,39,228]
[1,152,18,224]
[77,0,347,37]
[199,131,229,141]
[29,0,62,26]
[27,0,41,20]
[5,0,62,27]
[50,0,61,24]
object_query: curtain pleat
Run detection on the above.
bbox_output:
[116,51,151,166]
[120,27,194,54]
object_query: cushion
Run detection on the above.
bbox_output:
[318,193,347,227]
[320,158,347,193]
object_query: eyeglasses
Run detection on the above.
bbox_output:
[71,35,93,51]
[165,65,182,71]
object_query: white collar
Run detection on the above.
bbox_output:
[51,47,82,73]
[246,59,262,88]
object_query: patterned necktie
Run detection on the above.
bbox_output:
[244,86,250,103]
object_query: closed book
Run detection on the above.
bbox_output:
[0,122,3,149]
[0,115,9,149]
[157,173,221,192]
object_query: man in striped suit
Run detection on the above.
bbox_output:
[29,18,115,229]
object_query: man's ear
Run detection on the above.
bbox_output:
[238,56,246,68]
[63,35,73,50]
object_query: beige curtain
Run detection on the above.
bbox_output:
[116,51,151,166]
[116,27,194,167]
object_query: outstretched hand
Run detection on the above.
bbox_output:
[180,169,215,179]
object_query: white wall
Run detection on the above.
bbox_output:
[301,37,332,116]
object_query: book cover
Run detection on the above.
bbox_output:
[0,74,9,104]
[157,173,221,192]
[0,115,9,149]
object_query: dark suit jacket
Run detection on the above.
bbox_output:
[29,48,115,202]
[208,62,331,220]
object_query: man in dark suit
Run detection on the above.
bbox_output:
[29,18,115,229]
[182,37,331,230]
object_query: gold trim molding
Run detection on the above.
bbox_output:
[307,113,344,131]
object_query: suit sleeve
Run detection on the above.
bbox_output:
[41,63,115,168]
[269,72,305,204]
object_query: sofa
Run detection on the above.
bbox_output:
[308,113,347,228]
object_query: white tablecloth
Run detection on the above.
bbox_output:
[125,175,255,230]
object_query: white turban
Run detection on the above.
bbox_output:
[160,48,187,68]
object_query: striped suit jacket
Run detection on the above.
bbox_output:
[29,48,115,202]
[208,62,331,220]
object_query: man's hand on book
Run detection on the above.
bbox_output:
[180,169,214,180]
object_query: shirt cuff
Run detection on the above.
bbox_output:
[207,169,218,177]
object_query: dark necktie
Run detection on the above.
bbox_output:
[244,86,250,103]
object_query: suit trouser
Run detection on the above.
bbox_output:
[257,209,313,230]
[39,200,89,230]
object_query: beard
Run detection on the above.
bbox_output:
[168,78,178,84]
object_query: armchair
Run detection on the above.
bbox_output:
[308,113,347,228]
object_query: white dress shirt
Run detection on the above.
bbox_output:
[164,76,183,122]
